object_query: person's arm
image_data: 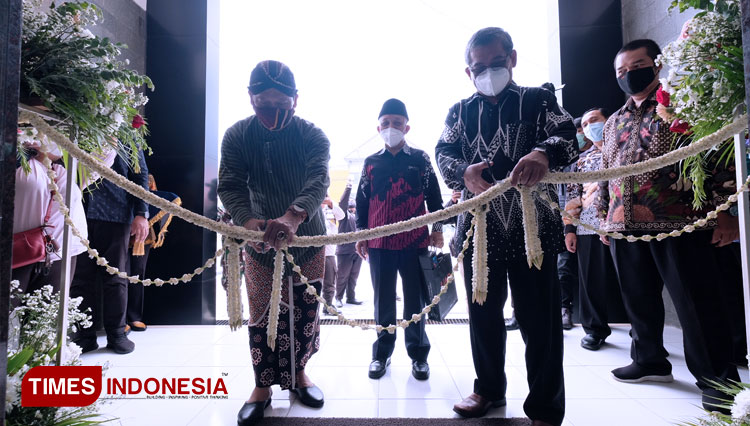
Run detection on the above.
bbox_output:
[288,125,331,221]
[355,163,371,231]
[339,183,353,212]
[129,149,150,219]
[422,153,444,234]
[532,90,578,171]
[332,203,345,221]
[217,123,256,228]
[435,103,471,190]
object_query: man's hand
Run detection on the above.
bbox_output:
[564,198,582,218]
[355,240,369,260]
[264,212,302,250]
[600,235,610,246]
[243,219,267,253]
[130,215,149,243]
[464,162,493,194]
[565,233,577,253]
[510,151,549,187]
[582,183,598,209]
[712,212,739,247]
[322,197,333,209]
[430,232,444,249]
[451,190,461,204]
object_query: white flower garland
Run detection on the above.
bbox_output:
[471,207,489,305]
[279,216,478,333]
[20,108,750,334]
[266,250,285,350]
[36,146,223,286]
[536,174,750,242]
[520,186,544,270]
[225,240,244,331]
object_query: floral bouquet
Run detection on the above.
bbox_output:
[20,0,153,170]
[6,281,113,425]
[680,381,750,426]
[657,0,743,208]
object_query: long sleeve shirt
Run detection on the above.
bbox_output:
[566,147,602,236]
[217,115,330,268]
[435,83,578,260]
[597,87,735,232]
[336,185,357,255]
[324,204,345,256]
[84,149,149,224]
[355,144,444,251]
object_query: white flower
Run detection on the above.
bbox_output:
[732,389,750,420]
[110,111,124,126]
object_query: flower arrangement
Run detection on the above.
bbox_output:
[6,281,112,425]
[680,381,750,426]
[657,0,744,207]
[20,0,153,169]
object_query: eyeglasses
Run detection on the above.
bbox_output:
[470,57,508,76]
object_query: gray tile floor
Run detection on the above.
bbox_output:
[80,322,747,426]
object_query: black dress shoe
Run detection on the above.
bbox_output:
[368,358,391,379]
[237,398,271,426]
[106,333,135,354]
[702,387,732,415]
[290,385,324,408]
[580,334,606,351]
[561,307,573,330]
[346,299,364,305]
[74,337,99,354]
[412,360,430,380]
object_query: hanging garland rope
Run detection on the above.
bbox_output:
[20,108,750,334]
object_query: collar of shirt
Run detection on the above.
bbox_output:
[623,86,659,113]
[377,142,413,157]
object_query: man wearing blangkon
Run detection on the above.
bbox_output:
[218,60,330,426]
[435,27,578,426]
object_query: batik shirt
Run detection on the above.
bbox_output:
[597,87,735,232]
[567,147,602,236]
[435,83,578,260]
[355,144,443,250]
[218,115,330,268]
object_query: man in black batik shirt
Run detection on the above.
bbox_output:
[435,28,577,426]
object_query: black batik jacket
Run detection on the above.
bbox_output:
[435,83,578,260]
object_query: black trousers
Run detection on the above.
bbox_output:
[127,244,151,323]
[462,250,565,426]
[335,253,362,301]
[70,220,130,338]
[322,255,337,304]
[369,248,430,363]
[577,235,619,338]
[557,251,577,310]
[715,242,746,364]
[610,231,739,388]
[11,257,76,309]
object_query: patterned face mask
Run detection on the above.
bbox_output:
[254,106,295,131]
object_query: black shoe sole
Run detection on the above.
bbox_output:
[106,343,135,354]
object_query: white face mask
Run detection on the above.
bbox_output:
[380,127,404,148]
[473,67,510,97]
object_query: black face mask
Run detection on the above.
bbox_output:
[617,67,656,96]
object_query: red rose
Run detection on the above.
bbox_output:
[670,119,692,134]
[656,86,670,107]
[132,114,145,129]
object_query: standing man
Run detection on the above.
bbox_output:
[564,107,620,351]
[335,182,364,307]
[218,60,330,425]
[435,27,577,426]
[321,194,345,314]
[557,116,589,331]
[355,98,444,381]
[598,39,739,411]
[70,149,150,355]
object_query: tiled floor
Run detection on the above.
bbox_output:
[80,323,748,426]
